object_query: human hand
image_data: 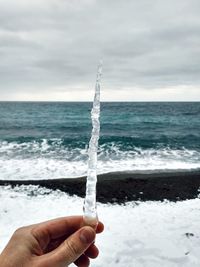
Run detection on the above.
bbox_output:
[0,216,104,267]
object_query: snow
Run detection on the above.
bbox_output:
[1,185,200,266]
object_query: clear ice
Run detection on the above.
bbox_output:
[83,61,103,227]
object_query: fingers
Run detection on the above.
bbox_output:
[96,221,104,234]
[85,244,99,259]
[74,254,90,267]
[33,216,104,244]
[39,226,96,267]
[32,216,83,243]
[32,216,104,251]
[74,243,99,266]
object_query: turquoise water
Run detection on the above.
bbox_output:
[0,102,199,180]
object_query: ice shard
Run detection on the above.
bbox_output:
[83,61,103,227]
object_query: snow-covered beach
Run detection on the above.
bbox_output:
[1,185,200,267]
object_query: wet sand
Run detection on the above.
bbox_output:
[0,171,200,203]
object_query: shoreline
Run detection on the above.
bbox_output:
[0,170,200,203]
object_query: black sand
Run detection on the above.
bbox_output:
[0,171,200,203]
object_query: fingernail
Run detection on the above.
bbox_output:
[80,227,95,244]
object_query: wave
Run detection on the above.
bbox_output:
[0,139,88,160]
[0,139,200,180]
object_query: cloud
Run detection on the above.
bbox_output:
[0,0,200,100]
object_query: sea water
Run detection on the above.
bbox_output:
[0,102,200,180]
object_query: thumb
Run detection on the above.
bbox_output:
[40,226,96,267]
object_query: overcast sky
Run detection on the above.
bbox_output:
[0,0,200,101]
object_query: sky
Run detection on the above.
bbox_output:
[0,0,200,101]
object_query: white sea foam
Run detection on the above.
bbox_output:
[1,186,200,266]
[0,158,87,180]
[0,139,86,159]
[0,140,200,180]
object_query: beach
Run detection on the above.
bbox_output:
[1,184,200,267]
[1,170,200,203]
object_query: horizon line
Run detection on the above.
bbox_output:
[0,100,200,103]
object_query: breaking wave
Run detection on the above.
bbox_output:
[0,139,199,180]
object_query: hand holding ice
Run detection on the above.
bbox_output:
[83,61,102,227]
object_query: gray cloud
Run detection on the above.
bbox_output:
[0,0,200,99]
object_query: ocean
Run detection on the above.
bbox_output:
[0,101,200,180]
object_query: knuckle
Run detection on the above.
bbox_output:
[64,238,80,258]
[13,226,32,241]
[14,226,26,235]
[11,227,27,241]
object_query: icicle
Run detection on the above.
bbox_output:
[83,61,103,228]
